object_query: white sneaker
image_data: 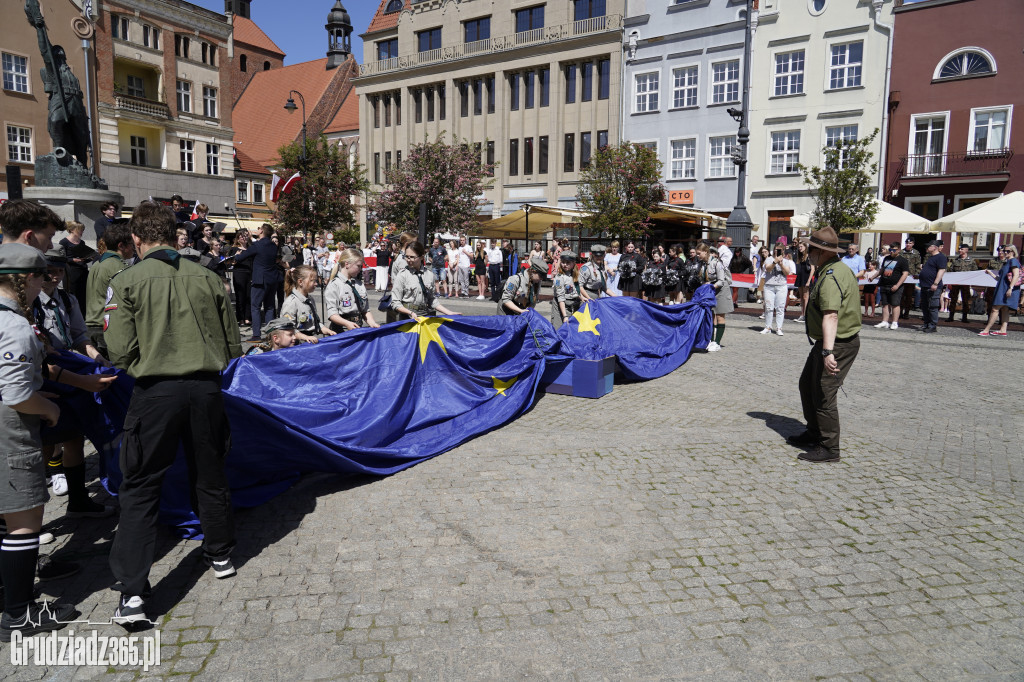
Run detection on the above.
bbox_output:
[795,315,805,322]
[760,327,772,335]
[39,532,55,545]
[776,329,784,336]
[874,321,890,329]
[757,314,764,320]
[51,473,68,496]
[890,322,898,330]
[706,341,721,352]
[476,295,485,300]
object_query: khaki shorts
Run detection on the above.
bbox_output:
[0,449,49,514]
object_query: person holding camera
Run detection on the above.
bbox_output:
[760,247,792,336]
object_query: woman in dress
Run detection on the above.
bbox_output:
[617,241,645,298]
[58,221,95,316]
[474,242,488,300]
[979,245,1021,337]
[391,242,460,321]
[229,229,253,326]
[695,242,732,352]
[664,244,685,304]
[605,240,622,296]
[641,250,667,303]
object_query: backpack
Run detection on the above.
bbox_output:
[641,265,663,287]
[618,257,636,279]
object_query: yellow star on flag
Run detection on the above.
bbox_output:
[573,302,601,335]
[492,375,517,397]
[398,317,452,362]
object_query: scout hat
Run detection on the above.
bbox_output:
[43,246,68,266]
[177,247,202,262]
[590,244,607,256]
[263,318,295,335]
[559,250,577,261]
[528,257,547,275]
[0,243,47,273]
[798,226,843,254]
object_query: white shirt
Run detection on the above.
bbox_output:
[485,247,503,265]
[457,245,472,268]
[718,244,733,268]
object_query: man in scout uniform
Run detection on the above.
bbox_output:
[85,221,134,356]
[498,257,546,315]
[579,245,616,300]
[104,201,241,626]
[787,226,862,464]
[946,243,977,323]
[900,237,922,319]
[244,318,298,355]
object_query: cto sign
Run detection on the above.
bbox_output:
[667,189,694,205]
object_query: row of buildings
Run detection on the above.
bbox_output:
[2,0,1021,252]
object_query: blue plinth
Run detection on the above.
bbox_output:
[541,356,615,399]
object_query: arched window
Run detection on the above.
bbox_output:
[240,54,247,72]
[385,0,403,13]
[263,61,271,71]
[809,0,827,15]
[935,48,995,80]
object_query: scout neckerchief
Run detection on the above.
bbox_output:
[305,291,322,331]
[38,294,73,348]
[412,268,434,312]
[345,279,366,325]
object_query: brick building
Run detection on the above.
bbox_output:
[225,0,285,105]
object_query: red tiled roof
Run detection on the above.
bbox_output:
[323,90,359,134]
[232,58,338,168]
[234,148,270,175]
[233,15,285,56]
[365,0,408,34]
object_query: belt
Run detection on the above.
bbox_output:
[135,371,221,387]
[835,333,859,343]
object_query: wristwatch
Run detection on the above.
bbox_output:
[821,349,833,357]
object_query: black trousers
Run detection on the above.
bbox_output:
[233,271,251,323]
[109,376,235,597]
[798,336,859,456]
[488,264,503,302]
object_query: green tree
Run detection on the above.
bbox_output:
[272,136,368,237]
[798,129,880,233]
[576,142,665,240]
[368,137,494,237]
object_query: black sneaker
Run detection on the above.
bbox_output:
[37,555,80,581]
[798,447,841,463]
[66,499,116,519]
[0,600,79,643]
[206,556,236,579]
[786,431,821,446]
[113,594,148,626]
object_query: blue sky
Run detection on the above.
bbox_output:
[191,1,378,65]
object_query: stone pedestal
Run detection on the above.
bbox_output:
[24,186,124,248]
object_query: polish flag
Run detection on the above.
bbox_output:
[271,172,301,202]
[190,200,202,221]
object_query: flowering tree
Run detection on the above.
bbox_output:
[576,142,665,239]
[273,136,368,237]
[799,128,880,233]
[368,138,494,237]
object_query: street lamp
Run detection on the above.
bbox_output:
[521,203,531,259]
[284,90,307,165]
[725,0,755,256]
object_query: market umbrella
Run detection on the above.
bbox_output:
[929,191,1024,233]
[790,201,932,233]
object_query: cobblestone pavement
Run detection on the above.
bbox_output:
[4,304,1024,680]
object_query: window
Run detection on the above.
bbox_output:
[524,137,534,175]
[486,141,495,174]
[464,17,490,43]
[385,0,403,12]
[774,50,804,96]
[712,60,739,104]
[2,53,29,93]
[581,62,593,102]
[414,89,423,123]
[565,64,577,104]
[439,84,446,119]
[460,81,469,117]
[598,59,610,100]
[473,79,482,115]
[384,94,392,126]
[564,133,575,172]
[487,76,495,113]
[597,130,608,149]
[203,87,217,118]
[377,39,398,60]
[829,41,862,90]
[515,6,545,33]
[179,139,194,172]
[910,115,947,175]
[142,25,159,49]
[670,138,696,179]
[970,108,1009,152]
[130,135,147,166]
[809,0,827,14]
[374,153,381,183]
[539,136,548,174]
[253,182,264,204]
[385,152,392,173]
[574,0,606,21]
[509,139,519,176]
[396,150,401,168]
[373,96,380,128]
[395,93,401,125]
[635,72,659,113]
[770,130,801,174]
[580,132,592,168]
[509,73,520,111]
[938,50,994,80]
[240,54,247,72]
[127,75,146,98]
[206,143,219,175]
[112,15,130,41]
[825,124,858,168]
[417,28,441,53]
[524,71,535,109]
[175,35,190,59]
[708,135,735,178]
[672,65,698,108]
[237,180,249,203]
[6,125,31,163]
[426,87,435,121]
[539,68,550,107]
[264,60,270,71]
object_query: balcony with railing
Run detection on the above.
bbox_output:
[358,14,622,77]
[899,149,1014,179]
[113,93,172,119]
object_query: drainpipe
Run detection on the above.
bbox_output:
[873,0,894,254]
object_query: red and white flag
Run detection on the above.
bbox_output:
[190,200,201,221]
[271,172,301,202]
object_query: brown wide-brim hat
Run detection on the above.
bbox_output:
[798,226,843,254]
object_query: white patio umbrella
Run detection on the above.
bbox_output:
[790,201,932,233]
[929,191,1024,233]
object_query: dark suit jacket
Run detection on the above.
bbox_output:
[232,237,281,285]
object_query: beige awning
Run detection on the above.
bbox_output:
[791,201,933,234]
[650,204,728,229]
[475,205,587,239]
[930,191,1024,233]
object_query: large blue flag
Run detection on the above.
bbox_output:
[555,284,716,380]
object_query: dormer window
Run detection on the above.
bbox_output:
[385,0,403,13]
[935,48,995,80]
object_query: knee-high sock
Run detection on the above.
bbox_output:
[1,533,40,618]
[714,323,725,345]
[64,464,89,508]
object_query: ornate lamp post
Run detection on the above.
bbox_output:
[725,0,755,256]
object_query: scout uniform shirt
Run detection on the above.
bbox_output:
[85,252,128,328]
[578,262,607,298]
[35,290,88,351]
[0,295,46,454]
[551,273,582,319]
[806,256,862,342]
[390,267,437,316]
[105,246,242,378]
[325,276,370,328]
[498,271,533,315]
[280,290,322,334]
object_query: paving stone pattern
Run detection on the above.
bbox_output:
[4,310,1024,680]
